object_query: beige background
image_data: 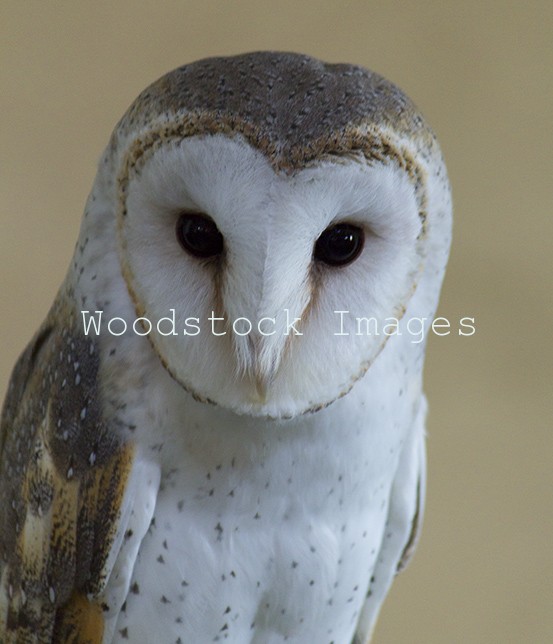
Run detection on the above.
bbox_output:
[1,2,552,642]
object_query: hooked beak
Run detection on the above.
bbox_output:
[247,334,281,405]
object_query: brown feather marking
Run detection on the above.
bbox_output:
[86,441,135,596]
[53,591,105,644]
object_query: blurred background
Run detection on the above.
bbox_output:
[1,2,551,642]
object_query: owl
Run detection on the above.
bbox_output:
[0,52,451,643]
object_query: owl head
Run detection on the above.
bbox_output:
[79,52,451,418]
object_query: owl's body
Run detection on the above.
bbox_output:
[0,53,450,643]
[101,314,425,644]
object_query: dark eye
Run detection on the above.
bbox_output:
[314,223,364,266]
[176,213,224,258]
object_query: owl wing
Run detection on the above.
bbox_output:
[0,301,160,643]
[352,396,427,644]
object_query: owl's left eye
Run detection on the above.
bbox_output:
[176,213,224,258]
[314,223,365,267]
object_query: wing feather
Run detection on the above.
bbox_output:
[0,297,147,643]
[353,396,427,644]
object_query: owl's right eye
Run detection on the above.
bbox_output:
[176,213,224,258]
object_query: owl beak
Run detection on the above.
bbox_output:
[229,303,304,406]
[247,336,280,404]
[253,374,269,404]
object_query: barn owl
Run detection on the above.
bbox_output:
[0,52,451,643]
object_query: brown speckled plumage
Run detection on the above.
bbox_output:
[115,52,435,230]
[0,291,134,642]
[116,51,434,156]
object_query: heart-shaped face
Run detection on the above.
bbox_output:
[117,133,427,417]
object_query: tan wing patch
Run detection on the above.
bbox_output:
[0,296,135,642]
[53,592,105,644]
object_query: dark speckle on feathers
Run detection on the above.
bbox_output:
[119,51,431,151]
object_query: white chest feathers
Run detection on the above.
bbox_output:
[99,362,424,644]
